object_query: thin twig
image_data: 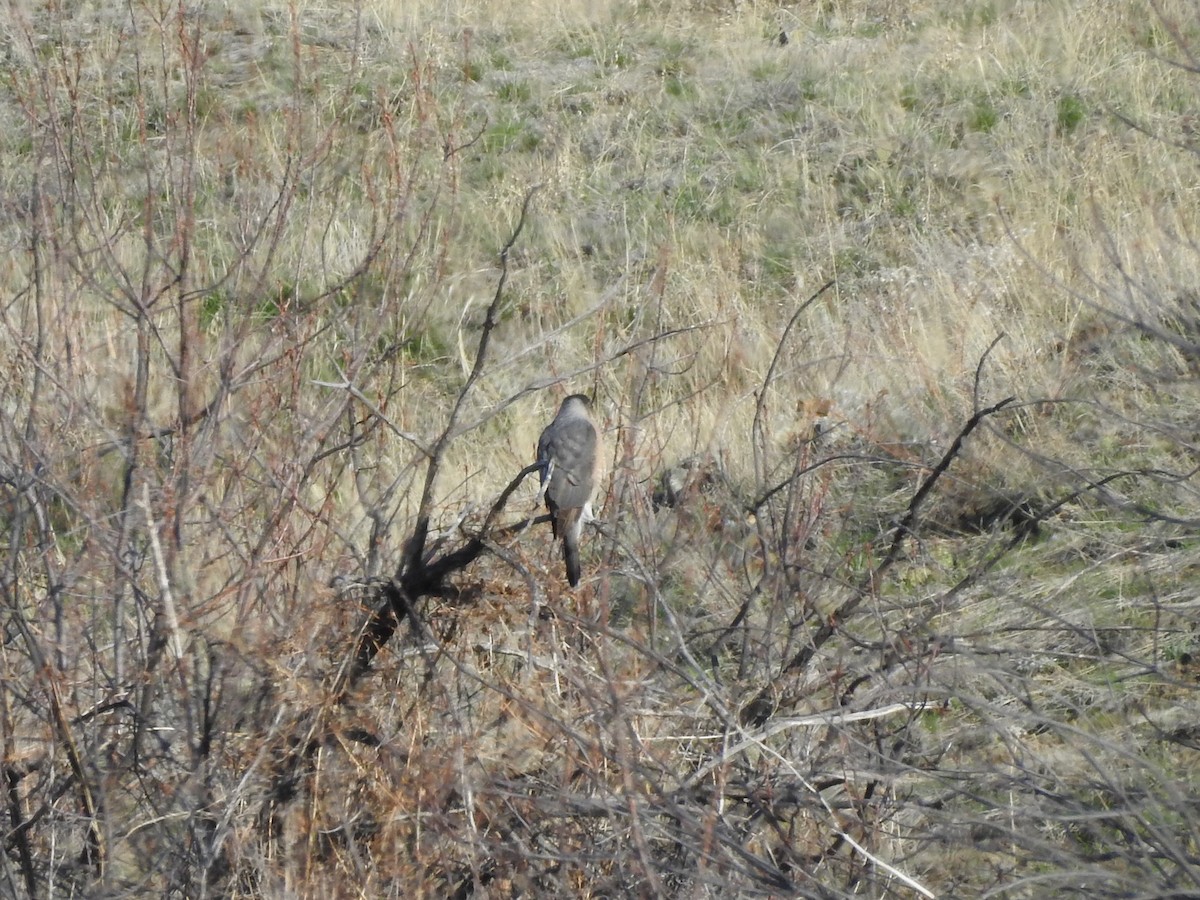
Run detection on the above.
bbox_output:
[741,392,1018,724]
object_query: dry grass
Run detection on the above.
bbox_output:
[1,0,1199,896]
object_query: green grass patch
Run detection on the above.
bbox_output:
[1056,93,1087,134]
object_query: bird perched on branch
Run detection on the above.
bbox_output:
[537,394,600,587]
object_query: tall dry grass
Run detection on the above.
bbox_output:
[0,0,1198,896]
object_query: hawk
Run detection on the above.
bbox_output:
[537,394,601,587]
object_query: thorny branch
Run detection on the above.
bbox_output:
[336,187,542,695]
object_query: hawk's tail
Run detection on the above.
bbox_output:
[556,507,584,587]
[562,532,581,588]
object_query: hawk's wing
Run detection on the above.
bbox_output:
[539,417,597,510]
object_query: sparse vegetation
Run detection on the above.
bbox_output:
[1,0,1199,897]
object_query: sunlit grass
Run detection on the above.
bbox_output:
[2,0,1199,894]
